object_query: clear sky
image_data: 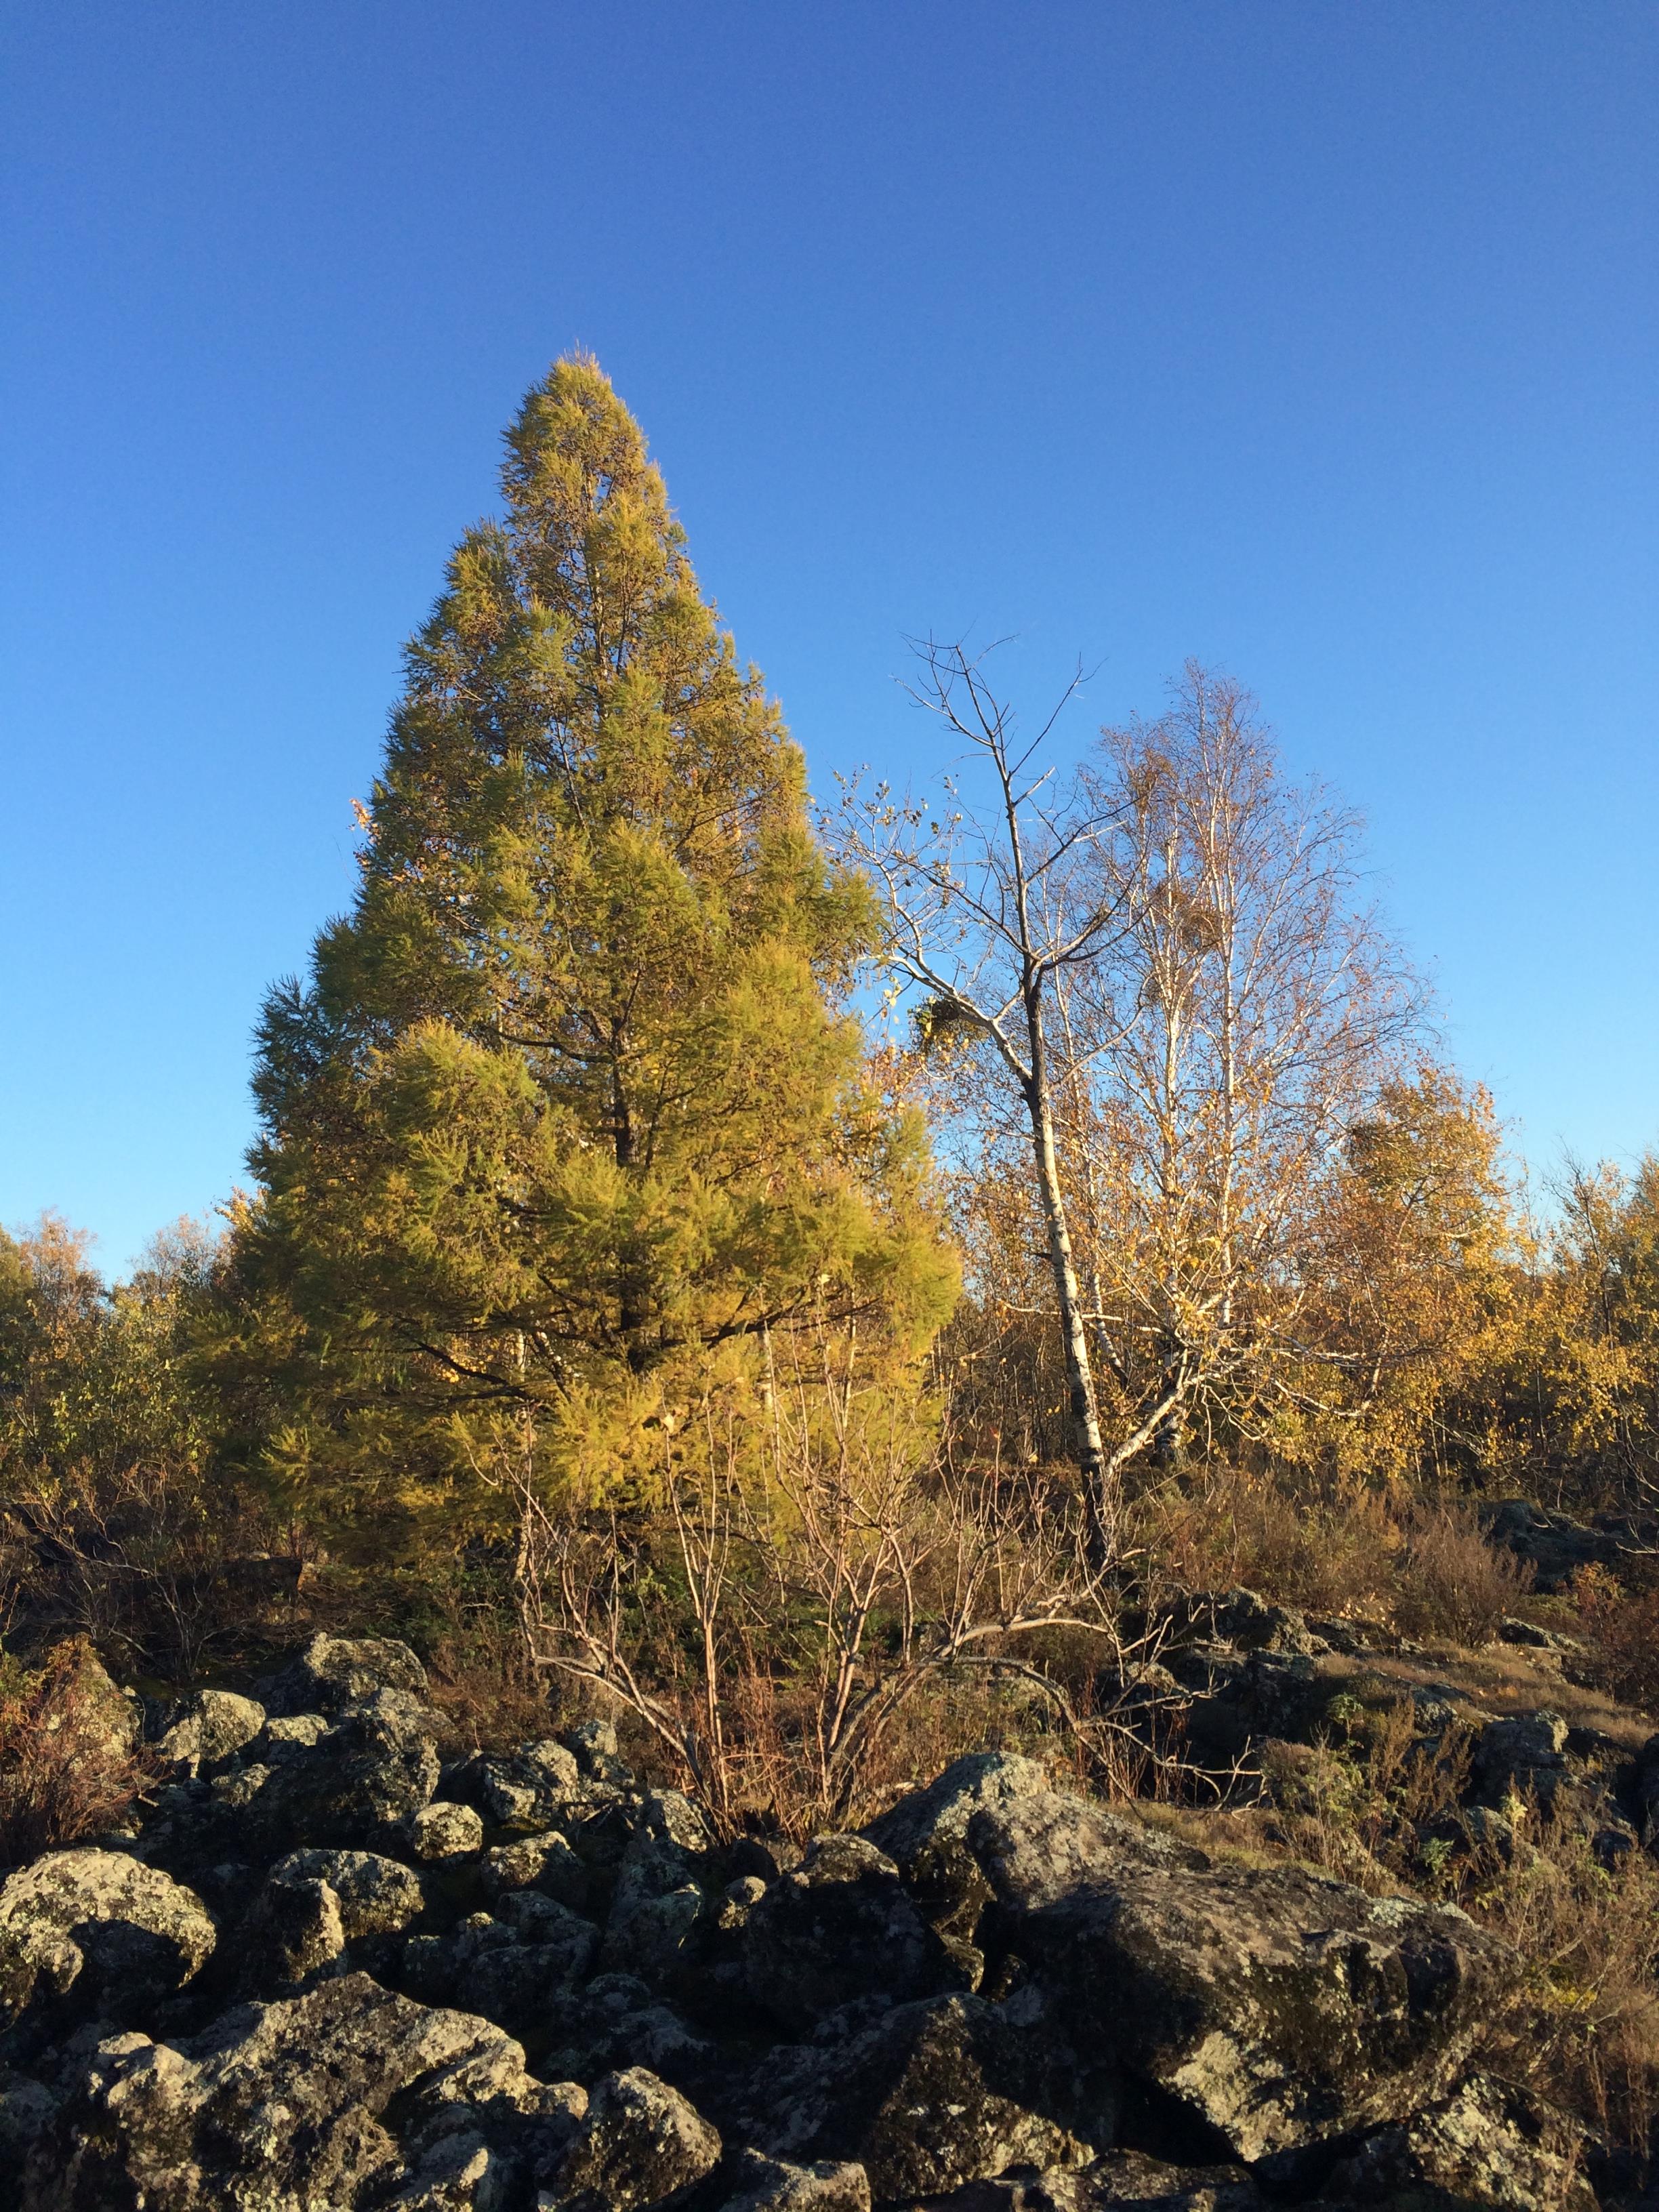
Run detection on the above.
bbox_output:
[3,3,1656,1277]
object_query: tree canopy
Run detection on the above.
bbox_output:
[237,356,956,1536]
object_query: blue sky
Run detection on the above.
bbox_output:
[3,3,1655,1276]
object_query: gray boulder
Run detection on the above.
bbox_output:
[716,2148,871,2210]
[407,1802,486,1864]
[1471,1712,1570,1811]
[0,1849,215,2038]
[965,1789,1199,1915]
[273,1847,426,1938]
[150,1689,266,1780]
[405,1901,598,2030]
[609,1790,714,1921]
[39,1637,142,1761]
[863,1752,1049,1939]
[474,1738,586,1831]
[0,2068,59,2164]
[562,1717,632,1788]
[22,1971,518,2211]
[744,1992,1092,2203]
[947,2149,1262,2209]
[600,1790,717,1990]
[483,1829,590,1911]
[373,2126,516,2209]
[383,2041,586,2207]
[541,1973,715,2091]
[541,2063,721,2211]
[1479,1501,1615,1593]
[968,1793,1519,2162]
[738,1833,970,2034]
[243,1868,346,1990]
[603,1881,708,1990]
[1318,2069,1595,2212]
[262,1631,429,1716]
[261,1711,331,1760]
[243,1849,426,1992]
[1205,1589,1324,1656]
[251,1688,441,1849]
[142,1696,442,1876]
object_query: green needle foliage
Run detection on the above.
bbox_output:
[233,356,956,1546]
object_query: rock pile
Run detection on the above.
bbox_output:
[0,1630,1625,2209]
[1141,1587,1655,1869]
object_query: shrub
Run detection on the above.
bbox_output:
[0,1641,148,1863]
[1137,1466,1399,1620]
[1393,1502,1534,1645]
[1572,1561,1659,1713]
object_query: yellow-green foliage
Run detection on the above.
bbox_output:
[234,357,957,1548]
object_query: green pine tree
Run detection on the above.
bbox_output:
[236,356,956,1542]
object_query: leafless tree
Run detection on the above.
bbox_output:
[836,639,1140,1563]
[509,1349,1144,1833]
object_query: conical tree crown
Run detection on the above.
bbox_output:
[245,359,954,1520]
[273,353,855,1077]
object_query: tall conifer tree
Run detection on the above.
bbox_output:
[241,357,954,1531]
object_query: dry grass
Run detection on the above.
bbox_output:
[1138,1471,1538,1646]
[1479,1828,1659,2158]
[1137,1467,1399,1618]
[421,1639,564,1757]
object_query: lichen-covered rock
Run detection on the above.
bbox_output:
[262,1630,429,1716]
[150,1689,266,1780]
[376,2126,516,2209]
[1319,2070,1595,2212]
[0,1849,215,2038]
[274,1847,426,1938]
[609,1789,713,1923]
[953,2149,1263,2209]
[966,1788,1200,1915]
[243,1868,346,1989]
[1481,1501,1618,1593]
[541,1973,715,2091]
[249,1689,442,1850]
[541,2064,720,2211]
[409,1801,487,1864]
[0,2068,59,2163]
[1471,1712,1570,1810]
[744,1992,1092,2203]
[475,1738,585,1831]
[968,1794,1519,2163]
[483,1829,590,1911]
[716,2148,872,2210]
[22,1971,520,2211]
[142,1696,441,1877]
[406,1902,598,2030]
[1204,1588,1324,1656]
[411,2035,587,2142]
[262,1711,331,1760]
[38,1637,142,1761]
[562,1717,632,1788]
[596,1790,718,1992]
[863,1753,1048,1938]
[738,1834,970,2034]
[602,1880,708,1990]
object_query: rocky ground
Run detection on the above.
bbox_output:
[1,1595,1654,2212]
